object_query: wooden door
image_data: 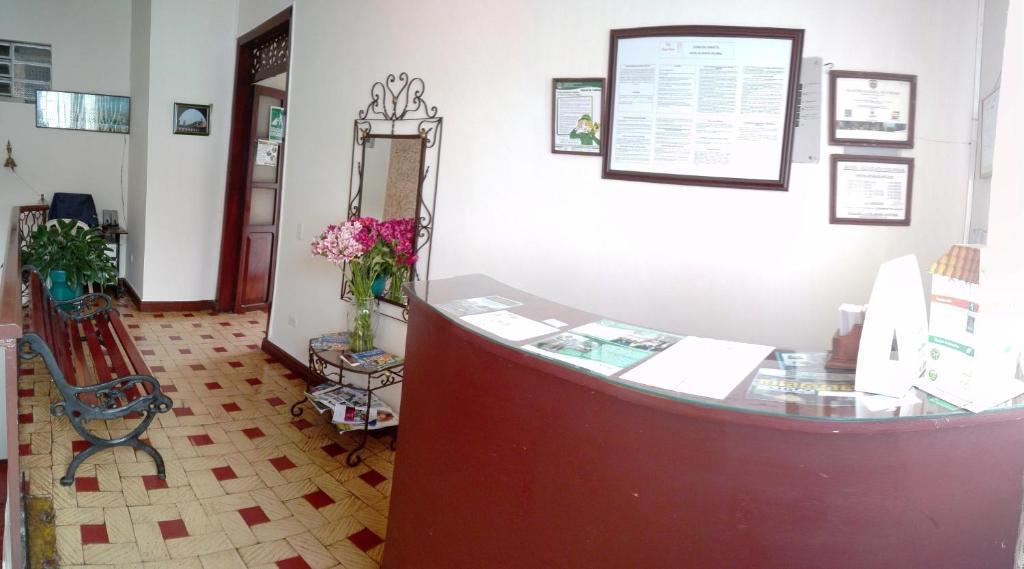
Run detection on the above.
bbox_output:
[235,86,285,312]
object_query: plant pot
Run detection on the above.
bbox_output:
[48,270,77,302]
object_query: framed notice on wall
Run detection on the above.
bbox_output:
[829,70,916,148]
[552,78,604,155]
[602,26,804,191]
[830,154,914,226]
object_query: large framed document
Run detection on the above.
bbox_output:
[829,154,914,226]
[829,70,916,148]
[602,26,804,191]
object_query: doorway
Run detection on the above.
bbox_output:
[215,8,291,314]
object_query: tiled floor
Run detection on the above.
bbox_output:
[17,303,393,569]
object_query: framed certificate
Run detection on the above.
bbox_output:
[552,78,604,155]
[603,26,804,191]
[829,71,916,148]
[830,154,914,226]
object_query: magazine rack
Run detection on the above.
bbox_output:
[293,336,404,466]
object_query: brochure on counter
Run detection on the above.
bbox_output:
[747,368,857,406]
[521,319,684,376]
[438,295,523,317]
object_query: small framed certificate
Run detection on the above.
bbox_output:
[830,154,914,226]
[552,78,604,155]
[829,70,916,148]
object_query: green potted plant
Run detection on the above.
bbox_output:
[21,219,117,300]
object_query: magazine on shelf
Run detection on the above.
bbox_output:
[311,333,350,352]
[521,319,684,376]
[352,348,402,368]
[306,384,398,431]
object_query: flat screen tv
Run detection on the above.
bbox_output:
[35,90,130,134]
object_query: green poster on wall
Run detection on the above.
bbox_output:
[269,106,285,142]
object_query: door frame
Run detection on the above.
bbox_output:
[215,7,292,313]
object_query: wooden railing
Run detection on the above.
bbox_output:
[1,204,46,568]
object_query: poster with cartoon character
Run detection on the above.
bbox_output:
[552,78,604,155]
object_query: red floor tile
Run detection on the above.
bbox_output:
[200,334,214,340]
[348,528,383,551]
[142,475,168,490]
[173,407,194,417]
[72,440,91,453]
[17,413,32,424]
[213,347,227,353]
[179,348,192,354]
[162,384,178,393]
[18,443,31,456]
[158,519,189,540]
[222,402,241,413]
[80,524,109,545]
[238,506,270,526]
[303,490,334,509]
[229,361,244,368]
[269,456,295,471]
[276,556,312,569]
[169,335,183,341]
[151,365,166,372]
[242,427,264,439]
[189,434,214,446]
[211,466,237,481]
[141,349,156,356]
[321,443,344,457]
[192,364,208,372]
[204,381,221,389]
[75,477,100,492]
[359,469,387,488]
[266,397,285,407]
[17,388,33,397]
[246,377,262,386]
[291,419,312,430]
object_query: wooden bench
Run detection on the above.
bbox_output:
[18,267,172,486]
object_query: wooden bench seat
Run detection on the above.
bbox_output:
[19,267,173,486]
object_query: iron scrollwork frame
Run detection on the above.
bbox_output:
[341,73,443,323]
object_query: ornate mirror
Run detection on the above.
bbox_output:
[342,73,442,319]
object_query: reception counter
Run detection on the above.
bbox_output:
[383,275,1024,568]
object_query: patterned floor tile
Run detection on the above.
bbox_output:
[17,305,391,568]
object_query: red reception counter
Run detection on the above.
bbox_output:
[383,275,1024,569]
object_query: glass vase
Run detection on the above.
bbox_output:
[347,293,379,353]
[386,265,409,303]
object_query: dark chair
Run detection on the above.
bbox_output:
[48,193,99,228]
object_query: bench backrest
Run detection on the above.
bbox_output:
[24,268,151,397]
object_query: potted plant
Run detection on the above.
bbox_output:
[310,217,390,352]
[21,219,117,300]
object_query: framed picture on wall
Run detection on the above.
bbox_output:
[830,154,914,226]
[602,26,804,191]
[552,78,604,155]
[173,102,211,136]
[829,70,916,148]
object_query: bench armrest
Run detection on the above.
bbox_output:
[51,374,173,419]
[55,293,113,320]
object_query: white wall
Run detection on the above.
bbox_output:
[127,0,151,292]
[248,0,981,365]
[125,0,237,301]
[968,0,1010,241]
[0,0,131,257]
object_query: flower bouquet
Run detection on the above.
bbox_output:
[311,217,390,351]
[378,217,418,302]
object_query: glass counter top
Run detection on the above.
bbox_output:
[408,274,1024,422]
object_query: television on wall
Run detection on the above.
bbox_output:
[35,90,130,134]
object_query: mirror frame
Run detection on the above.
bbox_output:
[341,73,443,319]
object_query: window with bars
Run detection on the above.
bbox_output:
[0,39,52,103]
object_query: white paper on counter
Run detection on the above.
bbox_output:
[460,310,559,342]
[542,318,568,328]
[620,337,774,400]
